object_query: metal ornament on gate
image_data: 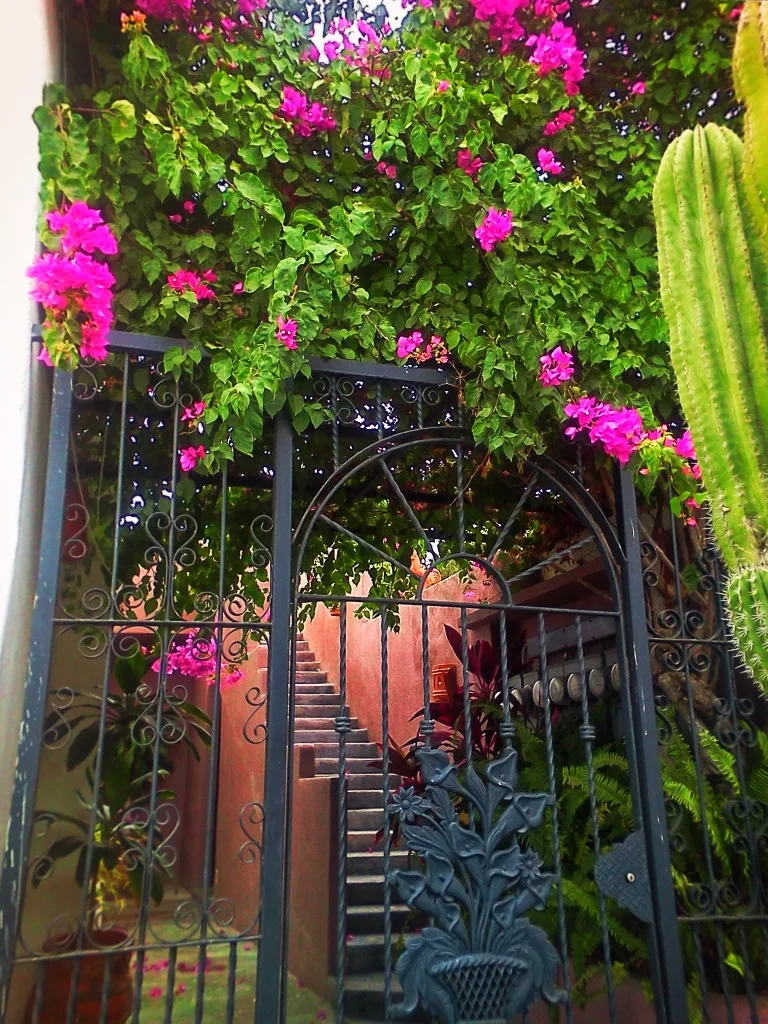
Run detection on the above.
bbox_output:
[390,746,566,1023]
[594,829,653,923]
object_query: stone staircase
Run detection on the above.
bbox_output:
[293,635,412,1022]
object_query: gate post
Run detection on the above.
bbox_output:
[614,466,689,1024]
[254,409,294,1024]
[0,369,72,1016]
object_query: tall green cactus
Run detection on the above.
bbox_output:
[653,1,768,691]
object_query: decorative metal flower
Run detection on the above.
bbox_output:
[390,747,565,1023]
[390,786,428,823]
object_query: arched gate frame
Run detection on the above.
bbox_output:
[0,334,690,1024]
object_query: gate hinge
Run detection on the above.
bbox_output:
[595,830,652,923]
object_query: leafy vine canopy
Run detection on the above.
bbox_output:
[33,0,738,468]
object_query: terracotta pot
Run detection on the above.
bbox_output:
[26,928,133,1024]
[329,604,341,618]
[431,664,457,701]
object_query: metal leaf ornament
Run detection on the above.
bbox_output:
[390,747,566,1023]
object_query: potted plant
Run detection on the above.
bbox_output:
[27,644,212,1023]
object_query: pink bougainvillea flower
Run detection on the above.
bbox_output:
[181,400,206,423]
[168,214,183,224]
[730,4,743,18]
[167,269,216,301]
[674,429,696,461]
[457,148,484,179]
[526,20,585,95]
[543,108,575,136]
[279,86,336,137]
[149,988,163,999]
[437,80,450,92]
[630,80,646,96]
[276,316,298,349]
[538,147,564,175]
[538,345,574,386]
[47,202,118,256]
[233,281,244,294]
[475,207,514,252]
[179,445,207,472]
[175,983,187,996]
[37,347,54,367]
[183,200,196,214]
[397,330,423,359]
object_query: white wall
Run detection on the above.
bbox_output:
[0,0,59,841]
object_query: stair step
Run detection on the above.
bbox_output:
[346,934,387,973]
[295,671,329,683]
[314,742,378,759]
[347,830,380,853]
[295,651,317,663]
[347,790,385,810]
[343,972,415,1022]
[316,759,380,777]
[294,694,339,707]
[293,715,360,729]
[348,775,401,791]
[348,875,403,906]
[295,640,310,651]
[295,682,334,694]
[295,729,369,743]
[348,808,386,831]
[346,850,410,875]
[295,705,339,718]
[346,905,410,935]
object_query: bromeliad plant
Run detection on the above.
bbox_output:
[653,1,768,691]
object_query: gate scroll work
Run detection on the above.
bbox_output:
[2,337,765,1024]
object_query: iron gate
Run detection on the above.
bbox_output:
[0,331,765,1023]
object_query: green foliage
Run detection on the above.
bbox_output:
[36,0,738,467]
[653,2,768,690]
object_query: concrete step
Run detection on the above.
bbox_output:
[346,905,410,935]
[343,972,413,1022]
[348,808,386,831]
[295,704,339,717]
[348,775,401,791]
[295,650,317,663]
[294,729,369,744]
[295,671,329,684]
[348,875,401,906]
[348,790,385,810]
[295,639,310,651]
[294,694,338,707]
[314,741,378,759]
[347,850,409,875]
[295,682,334,694]
[316,759,380,777]
[346,934,387,973]
[348,830,379,853]
[293,715,359,729]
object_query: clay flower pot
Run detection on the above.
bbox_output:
[26,928,133,1024]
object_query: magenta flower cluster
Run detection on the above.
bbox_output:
[151,629,245,690]
[167,268,217,301]
[28,202,117,366]
[475,208,514,252]
[468,0,585,96]
[276,316,298,349]
[543,108,575,136]
[457,148,484,179]
[396,331,449,364]
[279,86,337,137]
[538,346,574,386]
[538,147,563,175]
[305,17,393,79]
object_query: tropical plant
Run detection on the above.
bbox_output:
[653,1,768,691]
[37,642,212,915]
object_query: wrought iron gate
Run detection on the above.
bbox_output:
[1,332,765,1024]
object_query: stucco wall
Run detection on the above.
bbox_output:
[0,0,58,844]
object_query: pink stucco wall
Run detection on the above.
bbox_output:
[303,572,493,748]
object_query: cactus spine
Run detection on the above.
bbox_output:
[653,1,768,691]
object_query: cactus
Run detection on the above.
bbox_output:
[653,1,768,692]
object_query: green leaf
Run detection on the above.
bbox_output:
[273,256,303,294]
[109,100,137,142]
[411,125,429,157]
[115,647,147,695]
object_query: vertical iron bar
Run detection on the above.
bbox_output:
[67,353,130,1024]
[538,613,572,1024]
[381,607,392,1024]
[692,925,713,1024]
[98,954,113,1024]
[614,465,689,1024]
[498,612,514,750]
[335,607,348,1024]
[420,604,434,749]
[195,462,230,1024]
[255,409,294,1024]
[225,940,238,1023]
[331,378,340,471]
[0,368,73,1015]
[459,607,471,769]
[163,945,178,1024]
[574,616,616,1023]
[31,962,46,1024]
